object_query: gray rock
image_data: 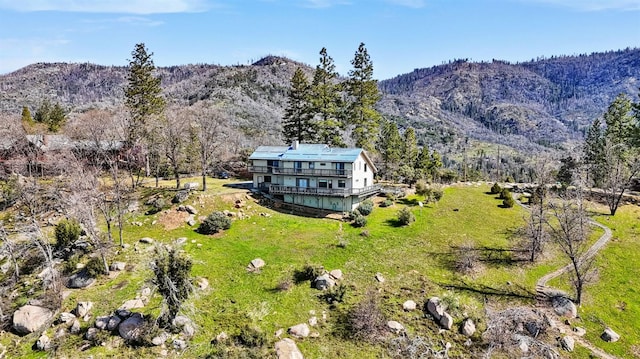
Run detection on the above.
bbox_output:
[387,320,405,333]
[183,182,199,190]
[313,274,336,290]
[12,305,54,335]
[551,296,577,318]
[572,326,586,337]
[110,262,126,271]
[175,237,188,245]
[151,331,169,346]
[54,327,67,339]
[329,269,343,280]
[95,315,110,330]
[247,258,266,272]
[185,205,198,215]
[172,315,192,328]
[288,323,310,338]
[85,327,99,341]
[36,334,51,351]
[439,312,453,330]
[375,272,385,283]
[119,299,145,311]
[67,270,95,288]
[215,331,229,343]
[525,321,540,336]
[402,300,417,311]
[461,318,476,336]
[172,190,189,204]
[118,313,145,341]
[187,218,196,226]
[70,319,81,334]
[196,277,209,290]
[275,338,304,359]
[560,336,575,352]
[427,297,444,321]
[139,237,154,244]
[173,339,187,350]
[308,316,318,327]
[107,315,122,331]
[59,312,76,324]
[601,327,620,342]
[182,323,196,338]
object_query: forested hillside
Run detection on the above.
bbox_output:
[1,48,638,172]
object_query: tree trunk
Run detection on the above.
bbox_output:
[202,172,207,191]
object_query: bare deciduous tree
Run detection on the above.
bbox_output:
[163,106,188,189]
[187,103,228,191]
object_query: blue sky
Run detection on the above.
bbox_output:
[0,0,638,79]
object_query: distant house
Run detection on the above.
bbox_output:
[249,142,380,212]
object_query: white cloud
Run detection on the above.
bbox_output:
[385,0,425,8]
[302,0,351,9]
[82,16,164,27]
[0,0,210,14]
[521,0,640,11]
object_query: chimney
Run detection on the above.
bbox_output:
[292,140,299,150]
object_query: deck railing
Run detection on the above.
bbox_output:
[269,184,381,197]
[249,166,352,177]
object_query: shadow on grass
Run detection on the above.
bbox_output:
[398,198,420,206]
[446,244,530,269]
[439,279,536,300]
[385,218,405,227]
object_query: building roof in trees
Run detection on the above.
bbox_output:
[249,143,377,171]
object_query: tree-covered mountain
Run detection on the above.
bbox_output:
[1,48,638,163]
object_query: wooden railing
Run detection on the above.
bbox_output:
[269,184,381,197]
[249,166,352,177]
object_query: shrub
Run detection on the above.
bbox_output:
[503,195,515,208]
[237,325,267,348]
[453,242,479,275]
[323,283,347,304]
[348,291,387,342]
[352,213,367,228]
[499,188,510,200]
[293,263,325,283]
[85,256,107,278]
[63,254,81,274]
[198,212,231,234]
[276,277,293,292]
[380,199,394,208]
[490,183,501,194]
[431,187,444,202]
[397,207,415,226]
[55,218,81,251]
[147,197,166,215]
[357,199,374,216]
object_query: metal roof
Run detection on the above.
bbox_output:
[249,144,363,163]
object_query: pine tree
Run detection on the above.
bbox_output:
[47,102,66,132]
[376,119,402,179]
[309,47,344,147]
[282,67,314,143]
[124,43,165,147]
[415,145,432,180]
[345,43,382,151]
[401,127,418,166]
[34,100,51,124]
[21,106,33,124]
[583,118,605,187]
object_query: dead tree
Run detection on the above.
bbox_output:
[187,103,228,191]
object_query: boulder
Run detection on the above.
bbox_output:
[182,323,196,338]
[183,182,199,191]
[85,327,99,341]
[601,327,620,342]
[59,312,76,324]
[172,315,192,328]
[139,237,154,244]
[551,296,577,318]
[426,297,444,321]
[313,274,336,290]
[572,326,586,337]
[12,305,54,335]
[110,262,126,271]
[175,237,188,245]
[247,258,266,272]
[185,205,198,215]
[329,269,343,280]
[118,313,145,341]
[402,300,417,311]
[187,218,197,226]
[275,338,304,359]
[173,339,187,350]
[525,321,540,336]
[36,334,51,351]
[560,336,574,352]
[308,316,318,327]
[107,316,122,331]
[288,323,310,338]
[215,331,229,343]
[375,272,385,283]
[151,331,169,346]
[172,190,189,204]
[95,315,110,330]
[387,320,405,333]
[439,312,453,330]
[70,319,81,334]
[196,277,209,290]
[461,318,476,337]
[66,270,95,288]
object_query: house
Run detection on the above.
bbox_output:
[249,142,380,211]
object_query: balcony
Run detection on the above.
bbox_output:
[269,184,381,198]
[249,166,352,178]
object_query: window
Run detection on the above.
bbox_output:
[309,162,315,169]
[296,178,309,187]
[364,163,368,172]
[338,180,346,188]
[264,176,271,183]
[320,163,326,166]
[294,161,302,173]
[318,179,328,188]
[334,162,345,175]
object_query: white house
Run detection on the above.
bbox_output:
[248,142,380,211]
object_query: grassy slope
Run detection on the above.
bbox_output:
[4,180,637,358]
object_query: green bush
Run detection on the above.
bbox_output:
[237,325,267,348]
[490,183,501,194]
[499,187,511,200]
[352,213,367,228]
[357,199,374,216]
[503,195,515,208]
[63,254,81,274]
[198,212,231,234]
[293,263,325,283]
[380,199,394,208]
[397,207,415,226]
[85,256,107,278]
[55,218,81,251]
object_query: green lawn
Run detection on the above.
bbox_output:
[5,182,638,358]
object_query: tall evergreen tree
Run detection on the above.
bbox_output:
[415,145,432,180]
[376,119,402,179]
[583,117,605,187]
[47,102,66,132]
[124,43,165,147]
[401,127,418,166]
[21,106,33,124]
[345,43,382,151]
[282,67,314,143]
[309,47,345,147]
[33,100,51,124]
